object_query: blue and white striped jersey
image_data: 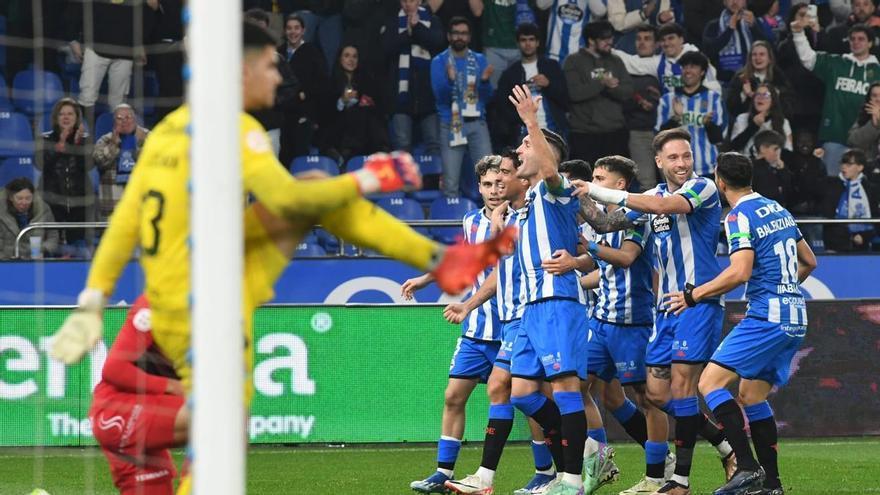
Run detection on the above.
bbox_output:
[517,178,586,304]
[613,44,721,94]
[497,207,527,322]
[547,0,604,62]
[626,177,722,304]
[462,208,501,340]
[593,219,655,325]
[655,88,726,176]
[726,192,807,325]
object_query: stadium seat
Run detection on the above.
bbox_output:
[0,75,11,111]
[366,191,405,201]
[11,69,64,115]
[409,189,444,207]
[0,111,35,157]
[344,154,368,172]
[295,242,326,257]
[94,112,114,139]
[289,155,339,176]
[129,70,159,116]
[414,154,442,175]
[429,196,477,244]
[376,197,427,235]
[0,156,37,186]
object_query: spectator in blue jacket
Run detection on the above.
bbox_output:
[702,0,767,84]
[431,16,494,197]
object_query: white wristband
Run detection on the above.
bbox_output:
[588,184,629,207]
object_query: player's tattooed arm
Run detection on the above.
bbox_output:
[649,366,671,380]
[578,196,636,234]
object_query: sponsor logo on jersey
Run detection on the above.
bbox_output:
[651,214,673,235]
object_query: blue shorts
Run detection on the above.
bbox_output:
[493,319,520,372]
[510,299,588,380]
[711,318,806,387]
[449,337,500,382]
[587,318,650,384]
[646,302,723,367]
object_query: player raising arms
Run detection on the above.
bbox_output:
[90,295,186,495]
[665,153,817,495]
[572,129,735,495]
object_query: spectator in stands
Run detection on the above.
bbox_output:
[536,0,608,63]
[93,104,150,221]
[752,0,785,45]
[279,13,330,166]
[848,81,880,163]
[383,0,445,156]
[656,51,726,177]
[607,0,677,54]
[751,129,795,207]
[473,0,521,88]
[776,3,825,133]
[431,17,494,197]
[623,24,663,190]
[292,1,344,70]
[788,129,829,215]
[613,23,721,94]
[341,0,400,78]
[37,98,95,248]
[726,40,790,119]
[565,20,633,164]
[322,45,391,162]
[791,20,880,174]
[149,0,185,122]
[0,177,58,260]
[67,0,156,127]
[818,149,878,251]
[819,0,880,56]
[702,0,767,84]
[494,23,568,151]
[730,82,793,156]
[426,0,482,49]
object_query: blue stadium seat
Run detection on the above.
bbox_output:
[12,69,65,115]
[0,156,37,186]
[129,70,159,116]
[409,189,444,207]
[0,111,35,157]
[345,154,368,172]
[94,112,114,139]
[376,197,427,235]
[289,155,339,176]
[415,154,442,175]
[295,242,326,257]
[315,227,339,253]
[366,191,405,201]
[0,75,11,111]
[429,196,477,244]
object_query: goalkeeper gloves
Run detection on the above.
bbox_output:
[50,288,106,365]
[353,151,423,194]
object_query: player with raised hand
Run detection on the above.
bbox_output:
[442,151,561,495]
[572,129,735,495]
[501,84,589,495]
[665,153,817,495]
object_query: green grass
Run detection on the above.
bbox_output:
[1,438,877,494]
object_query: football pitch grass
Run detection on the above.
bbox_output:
[1,438,876,494]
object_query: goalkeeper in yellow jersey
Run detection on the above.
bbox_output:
[51,20,515,386]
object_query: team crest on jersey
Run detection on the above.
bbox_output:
[651,214,673,235]
[557,3,584,23]
[727,213,738,222]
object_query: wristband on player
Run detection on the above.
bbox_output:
[588,184,629,207]
[683,283,698,307]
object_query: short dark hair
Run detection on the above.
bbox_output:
[594,155,637,187]
[715,152,753,190]
[475,155,502,177]
[678,51,709,72]
[244,19,279,50]
[500,148,522,169]
[5,177,34,195]
[244,7,270,26]
[541,128,569,163]
[841,148,868,167]
[285,13,306,29]
[652,128,691,156]
[657,22,686,39]
[516,22,540,40]
[448,16,471,33]
[584,20,614,41]
[559,159,593,181]
[849,23,875,43]
[636,24,658,38]
[754,129,785,150]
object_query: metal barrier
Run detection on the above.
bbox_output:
[13,218,880,259]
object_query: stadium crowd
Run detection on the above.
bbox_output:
[1,0,879,258]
